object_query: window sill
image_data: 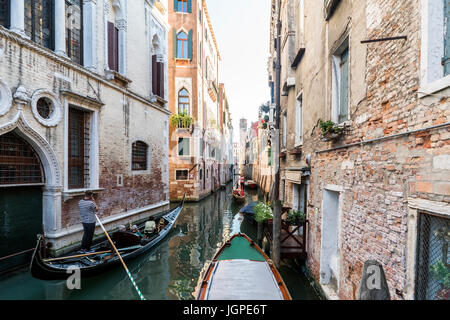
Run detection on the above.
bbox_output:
[418,75,450,98]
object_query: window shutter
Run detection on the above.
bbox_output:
[187,0,192,13]
[152,55,158,95]
[158,61,165,98]
[188,29,193,60]
[108,21,119,72]
[444,0,450,76]
[174,0,178,11]
[339,48,349,123]
[173,28,177,58]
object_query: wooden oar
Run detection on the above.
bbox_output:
[95,214,146,301]
[43,245,142,263]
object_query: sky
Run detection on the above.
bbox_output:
[206,0,271,141]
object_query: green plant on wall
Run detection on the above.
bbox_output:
[319,120,344,135]
[286,210,306,226]
[253,202,273,223]
[170,112,193,129]
[430,260,450,300]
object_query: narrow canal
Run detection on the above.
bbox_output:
[0,183,321,300]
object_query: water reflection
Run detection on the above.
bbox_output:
[0,183,320,300]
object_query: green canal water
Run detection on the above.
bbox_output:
[0,184,321,300]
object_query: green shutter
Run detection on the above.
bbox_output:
[174,0,178,11]
[339,48,349,123]
[188,29,193,60]
[444,0,450,76]
[173,28,177,58]
[268,148,272,167]
[187,0,192,13]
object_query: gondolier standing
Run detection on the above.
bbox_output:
[79,191,99,253]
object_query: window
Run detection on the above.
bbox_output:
[176,0,189,13]
[178,137,190,156]
[296,94,303,146]
[0,131,44,185]
[132,141,148,171]
[176,169,188,181]
[177,31,188,59]
[25,0,54,49]
[68,107,90,189]
[444,0,450,76]
[332,43,349,123]
[66,0,83,65]
[36,97,53,119]
[178,88,189,114]
[0,0,10,28]
[415,212,449,300]
[152,55,165,98]
[107,21,119,72]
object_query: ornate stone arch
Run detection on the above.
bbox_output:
[0,112,62,187]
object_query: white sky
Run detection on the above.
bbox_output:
[207,0,271,141]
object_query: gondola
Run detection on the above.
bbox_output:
[244,180,258,189]
[232,189,246,203]
[30,196,185,280]
[196,233,291,300]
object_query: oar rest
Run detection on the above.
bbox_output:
[111,231,141,248]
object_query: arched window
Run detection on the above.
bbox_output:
[0,131,44,185]
[178,88,189,114]
[177,31,188,59]
[132,141,148,171]
[177,0,188,13]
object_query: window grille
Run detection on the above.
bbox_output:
[0,0,10,28]
[36,97,53,119]
[66,0,83,65]
[25,0,54,50]
[0,131,44,185]
[176,170,188,181]
[132,141,148,171]
[68,107,90,189]
[415,212,450,300]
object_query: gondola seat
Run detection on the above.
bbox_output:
[111,231,141,248]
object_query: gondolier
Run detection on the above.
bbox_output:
[79,191,99,253]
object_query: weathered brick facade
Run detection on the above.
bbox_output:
[266,0,450,300]
[0,1,171,253]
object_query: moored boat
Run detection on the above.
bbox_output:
[239,201,258,225]
[244,180,258,189]
[30,196,185,280]
[196,233,292,300]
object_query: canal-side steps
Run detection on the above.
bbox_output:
[195,233,292,300]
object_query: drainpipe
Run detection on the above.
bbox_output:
[271,0,282,268]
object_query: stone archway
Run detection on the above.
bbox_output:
[0,112,62,236]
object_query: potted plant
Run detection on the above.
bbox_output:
[319,119,345,141]
[254,202,273,224]
[285,210,306,226]
[430,260,450,300]
[170,112,193,129]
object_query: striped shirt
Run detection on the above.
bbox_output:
[78,199,97,224]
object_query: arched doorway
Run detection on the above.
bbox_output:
[0,130,45,273]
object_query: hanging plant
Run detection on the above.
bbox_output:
[319,119,345,141]
[285,210,306,226]
[253,202,273,223]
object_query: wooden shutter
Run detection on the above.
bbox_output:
[187,0,192,13]
[108,21,119,72]
[339,48,349,123]
[158,61,165,98]
[173,28,177,58]
[152,55,158,95]
[444,0,450,76]
[188,29,193,60]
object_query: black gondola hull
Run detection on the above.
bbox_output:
[30,198,184,280]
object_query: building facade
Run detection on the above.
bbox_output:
[168,0,231,202]
[268,0,450,300]
[0,0,171,270]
